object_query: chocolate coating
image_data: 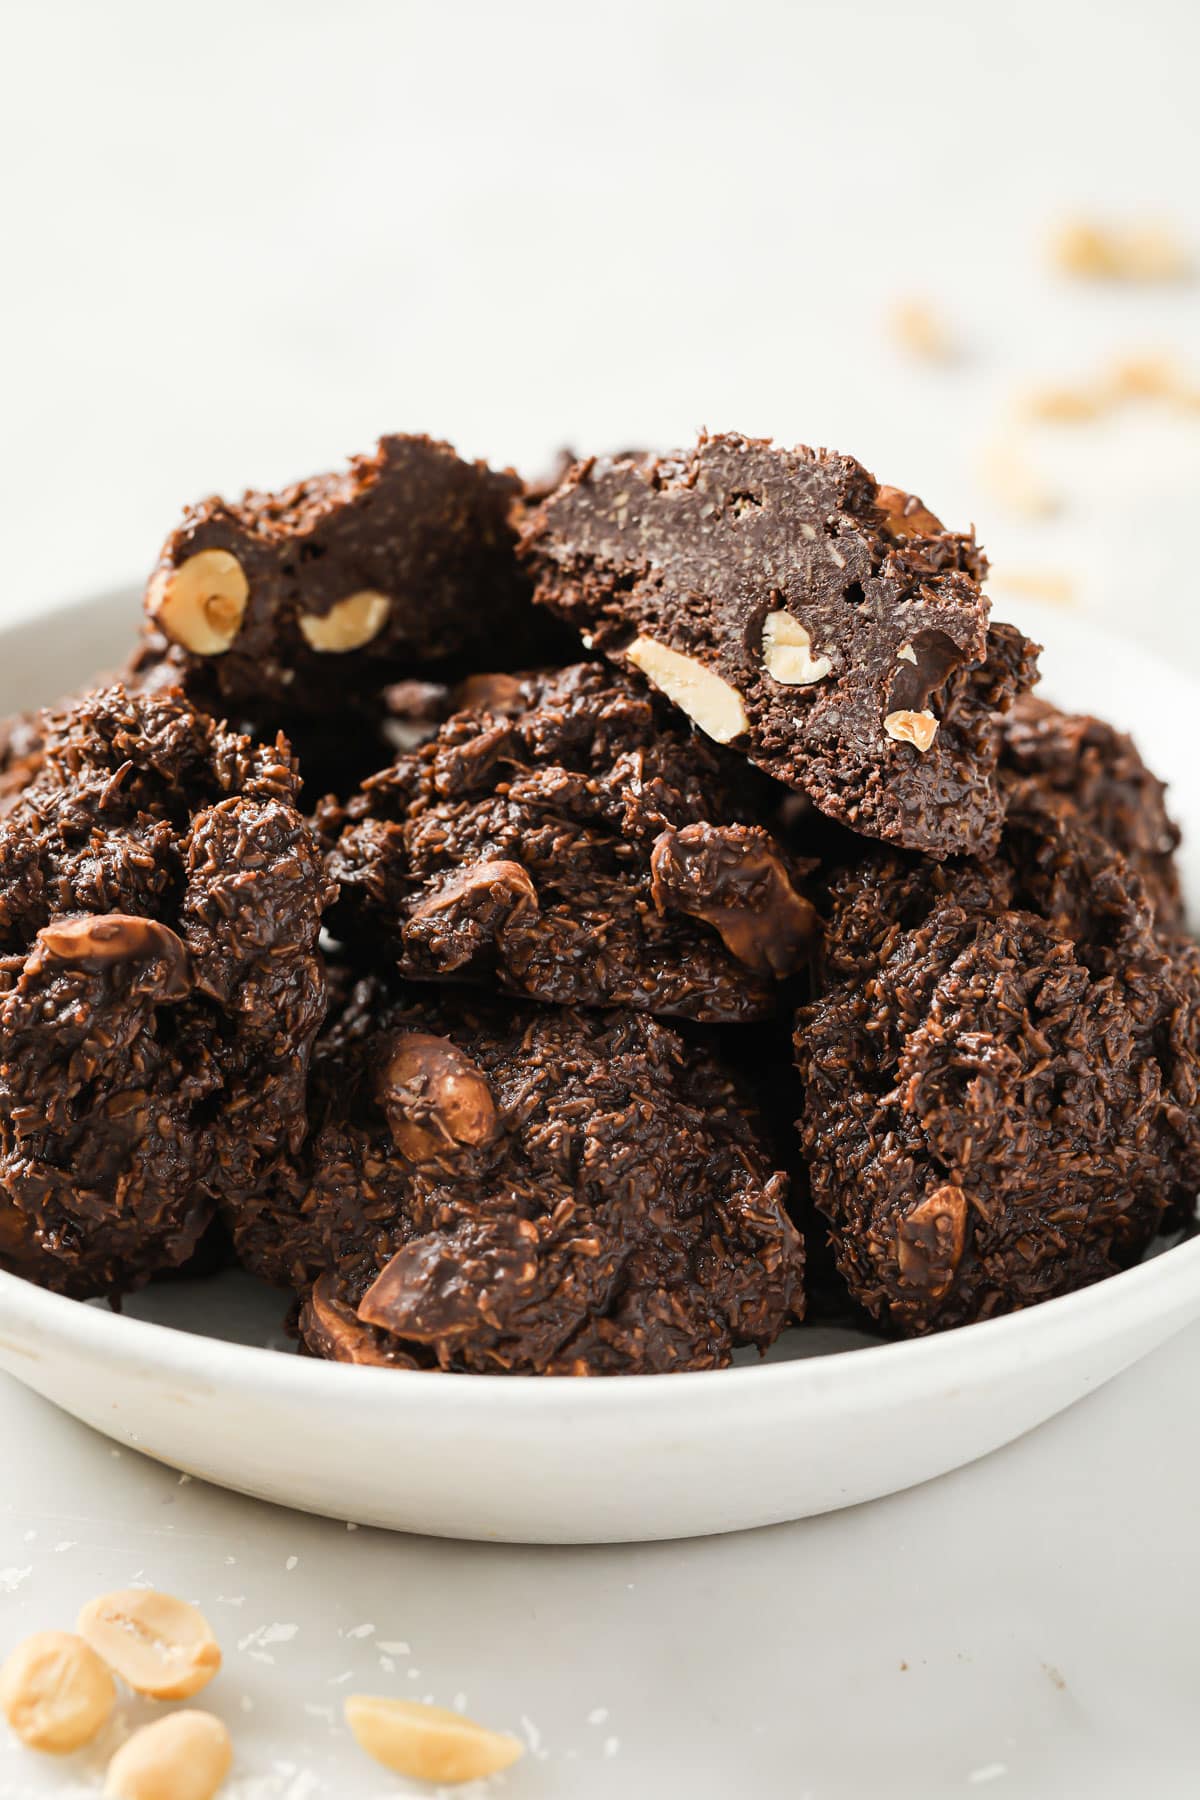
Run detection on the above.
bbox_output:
[519,433,1039,857]
[0,685,331,1297]
[263,976,804,1374]
[796,781,1200,1334]
[324,661,816,1023]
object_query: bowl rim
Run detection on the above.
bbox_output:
[4,1233,1199,1412]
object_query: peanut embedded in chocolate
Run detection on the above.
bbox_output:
[375,1032,499,1165]
[649,823,816,977]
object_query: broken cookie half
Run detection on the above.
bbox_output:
[519,432,1039,858]
[142,434,574,718]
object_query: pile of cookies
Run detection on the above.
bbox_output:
[0,431,1195,1372]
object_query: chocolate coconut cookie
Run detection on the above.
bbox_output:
[241,976,803,1374]
[0,685,331,1297]
[141,434,576,720]
[519,433,1039,857]
[1000,692,1182,929]
[796,781,1200,1335]
[324,661,816,1023]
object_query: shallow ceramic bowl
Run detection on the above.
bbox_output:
[0,592,1197,1544]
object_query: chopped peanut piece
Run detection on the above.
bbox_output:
[884,709,939,753]
[979,442,1060,518]
[298,589,391,652]
[77,1589,220,1701]
[887,299,958,362]
[345,1695,524,1784]
[625,638,749,743]
[104,1711,232,1800]
[1051,219,1191,283]
[1023,353,1200,427]
[0,1630,115,1753]
[761,612,832,686]
[1024,384,1105,424]
[988,569,1077,607]
[148,550,249,654]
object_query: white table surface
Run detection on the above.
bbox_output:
[2,2,1200,1794]
[3,1330,1199,1800]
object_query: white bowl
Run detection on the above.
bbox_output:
[0,590,1197,1544]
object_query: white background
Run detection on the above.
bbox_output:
[2,2,1200,1796]
[2,0,1200,664]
